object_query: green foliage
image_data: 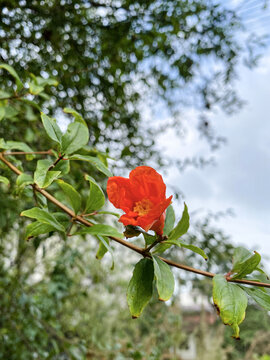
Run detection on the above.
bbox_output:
[169,203,190,240]
[152,255,175,301]
[78,224,123,239]
[34,159,61,188]
[127,258,154,318]
[231,247,262,279]
[213,275,248,339]
[21,208,65,233]
[41,113,62,144]
[241,287,270,312]
[57,180,82,214]
[84,175,105,213]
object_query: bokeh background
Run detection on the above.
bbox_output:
[1,0,270,359]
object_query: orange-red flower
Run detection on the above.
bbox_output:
[107,166,172,235]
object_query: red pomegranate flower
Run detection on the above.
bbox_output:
[107,166,172,235]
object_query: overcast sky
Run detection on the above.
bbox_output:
[158,39,270,259]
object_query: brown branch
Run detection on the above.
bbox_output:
[1,151,270,289]
[3,150,53,156]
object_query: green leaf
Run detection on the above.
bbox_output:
[34,159,61,188]
[143,233,157,246]
[25,221,56,240]
[78,224,123,238]
[64,107,87,126]
[96,235,114,270]
[0,64,24,91]
[231,247,261,279]
[84,174,105,212]
[213,274,247,339]
[57,179,81,214]
[61,121,89,155]
[16,173,33,188]
[0,175,9,185]
[0,106,5,121]
[127,258,154,318]
[163,205,175,236]
[241,286,270,311]
[168,203,189,240]
[41,113,62,143]
[152,255,174,301]
[4,141,35,160]
[21,207,65,232]
[29,82,44,95]
[69,154,112,177]
[163,239,208,260]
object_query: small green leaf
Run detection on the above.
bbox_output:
[127,258,154,318]
[41,113,62,143]
[168,203,189,240]
[152,255,174,301]
[64,107,87,126]
[0,175,9,185]
[144,232,157,246]
[0,107,5,121]
[84,174,105,212]
[213,274,247,339]
[25,221,56,240]
[96,235,114,269]
[34,159,61,188]
[29,82,44,95]
[164,239,208,260]
[16,173,33,188]
[69,154,112,177]
[96,236,109,260]
[21,207,65,232]
[57,179,81,214]
[231,247,261,279]
[78,224,123,238]
[61,121,89,155]
[4,141,35,160]
[0,64,24,91]
[241,286,270,311]
[163,205,175,236]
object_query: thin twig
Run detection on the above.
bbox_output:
[1,151,270,289]
[3,150,53,156]
[48,154,65,171]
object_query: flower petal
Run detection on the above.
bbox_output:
[129,166,166,204]
[137,195,173,232]
[107,177,134,213]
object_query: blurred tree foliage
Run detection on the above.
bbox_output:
[0,0,261,166]
[0,1,269,359]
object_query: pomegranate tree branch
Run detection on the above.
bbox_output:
[1,151,270,289]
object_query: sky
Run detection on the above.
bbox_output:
[157,3,270,259]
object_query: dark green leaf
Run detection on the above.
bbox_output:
[231,247,261,279]
[152,255,174,301]
[41,113,62,143]
[127,258,154,318]
[0,175,9,185]
[84,174,105,212]
[34,159,61,188]
[69,154,112,177]
[25,221,55,240]
[241,286,270,311]
[61,121,89,155]
[21,207,65,232]
[96,235,114,269]
[168,203,189,240]
[164,239,208,260]
[78,224,123,238]
[213,274,247,339]
[163,205,175,236]
[57,179,81,214]
[0,63,24,91]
